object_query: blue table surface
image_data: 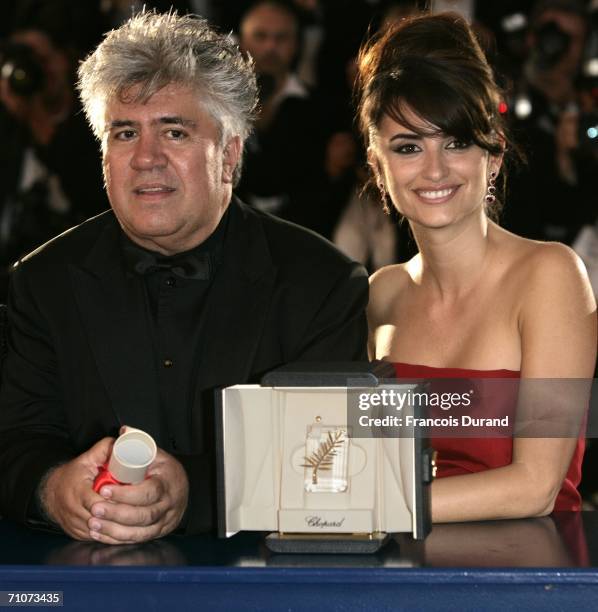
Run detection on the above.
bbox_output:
[1,513,597,611]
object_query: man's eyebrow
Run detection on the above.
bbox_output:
[108,116,197,129]
[109,119,137,129]
[155,116,197,127]
[390,132,423,141]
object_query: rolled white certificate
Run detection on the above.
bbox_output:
[106,427,157,485]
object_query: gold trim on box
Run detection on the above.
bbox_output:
[277,532,383,541]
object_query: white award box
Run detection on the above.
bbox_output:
[216,364,433,552]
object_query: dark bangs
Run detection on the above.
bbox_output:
[373,57,503,156]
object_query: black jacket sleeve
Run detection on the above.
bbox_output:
[0,264,77,524]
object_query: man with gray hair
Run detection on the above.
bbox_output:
[0,12,367,543]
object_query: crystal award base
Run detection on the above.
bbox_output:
[264,532,391,555]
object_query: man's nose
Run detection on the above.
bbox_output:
[130,133,167,171]
[262,34,282,53]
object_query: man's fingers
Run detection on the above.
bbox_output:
[89,499,163,528]
[78,436,117,478]
[84,436,115,465]
[80,488,107,514]
[62,520,99,542]
[98,477,163,506]
[88,518,163,545]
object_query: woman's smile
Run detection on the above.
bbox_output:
[414,185,461,204]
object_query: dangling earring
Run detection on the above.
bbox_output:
[485,170,497,204]
[377,180,391,214]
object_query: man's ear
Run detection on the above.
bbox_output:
[222,136,242,184]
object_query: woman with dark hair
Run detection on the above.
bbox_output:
[358,12,596,521]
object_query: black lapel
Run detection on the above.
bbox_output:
[68,216,163,438]
[195,197,277,391]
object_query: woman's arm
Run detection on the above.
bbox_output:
[432,244,596,522]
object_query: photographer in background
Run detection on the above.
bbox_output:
[235,0,331,235]
[0,3,108,301]
[504,0,598,245]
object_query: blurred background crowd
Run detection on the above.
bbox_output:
[1,0,598,495]
[1,0,597,286]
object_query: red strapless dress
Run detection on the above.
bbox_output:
[392,362,584,511]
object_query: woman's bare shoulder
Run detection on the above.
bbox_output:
[493,226,587,283]
[509,235,590,291]
[495,229,595,325]
[495,231,596,375]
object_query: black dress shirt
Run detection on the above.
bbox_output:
[120,209,229,453]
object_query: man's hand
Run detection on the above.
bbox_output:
[87,448,189,545]
[41,437,115,540]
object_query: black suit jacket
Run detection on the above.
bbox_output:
[0,197,368,533]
